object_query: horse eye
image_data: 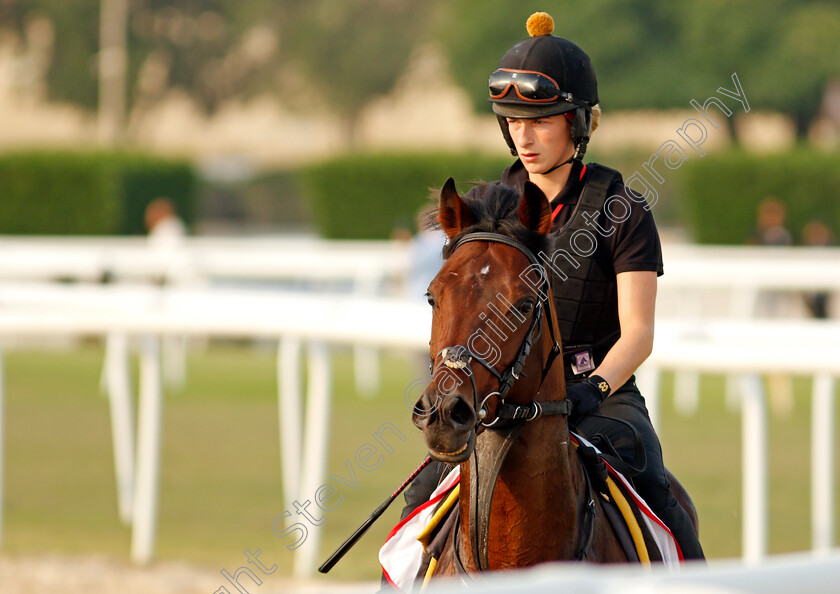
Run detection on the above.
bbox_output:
[425,292,436,307]
[518,299,535,315]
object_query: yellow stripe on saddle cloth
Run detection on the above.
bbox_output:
[572,438,656,566]
[417,483,460,589]
[417,483,461,548]
[605,476,651,566]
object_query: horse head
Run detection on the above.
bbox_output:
[412,177,565,463]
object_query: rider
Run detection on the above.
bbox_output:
[401,11,705,562]
[489,11,703,560]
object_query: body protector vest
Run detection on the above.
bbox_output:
[515,163,623,378]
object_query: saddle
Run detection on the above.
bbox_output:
[420,439,678,585]
[573,434,662,564]
[379,443,681,592]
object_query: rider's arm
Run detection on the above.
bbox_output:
[589,270,657,395]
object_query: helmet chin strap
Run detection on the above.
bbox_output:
[539,153,576,176]
[535,106,590,175]
[537,145,578,176]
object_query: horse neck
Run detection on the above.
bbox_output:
[456,337,587,568]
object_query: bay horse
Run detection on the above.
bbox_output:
[411,178,698,577]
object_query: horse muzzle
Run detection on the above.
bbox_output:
[412,388,477,463]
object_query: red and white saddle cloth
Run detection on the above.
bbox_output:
[588,433,684,566]
[379,467,460,591]
[380,436,682,592]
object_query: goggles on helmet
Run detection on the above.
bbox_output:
[488,68,574,104]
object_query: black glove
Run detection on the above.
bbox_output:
[567,375,610,423]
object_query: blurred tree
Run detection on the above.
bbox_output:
[0,0,279,112]
[434,0,689,113]
[278,0,437,143]
[2,0,838,142]
[0,0,436,144]
[0,0,100,108]
[677,0,840,140]
[128,0,287,113]
[433,0,840,141]
[751,2,840,138]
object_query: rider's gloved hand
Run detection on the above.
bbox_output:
[567,375,610,423]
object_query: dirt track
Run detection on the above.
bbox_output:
[0,554,377,594]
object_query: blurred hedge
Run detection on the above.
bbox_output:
[679,149,840,244]
[0,151,196,235]
[296,152,511,239]
[0,152,117,235]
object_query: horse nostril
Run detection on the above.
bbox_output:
[412,391,439,427]
[445,396,476,430]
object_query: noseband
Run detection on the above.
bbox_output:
[432,231,570,428]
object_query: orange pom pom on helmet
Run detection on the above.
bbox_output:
[525,12,554,37]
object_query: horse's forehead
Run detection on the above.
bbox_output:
[438,243,528,287]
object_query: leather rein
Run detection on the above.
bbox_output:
[433,232,593,573]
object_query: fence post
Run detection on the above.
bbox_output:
[0,345,4,546]
[353,268,382,398]
[294,341,332,577]
[279,337,303,513]
[131,336,162,564]
[740,373,768,562]
[811,373,835,553]
[104,332,136,525]
[636,364,661,430]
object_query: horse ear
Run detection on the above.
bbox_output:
[518,181,552,235]
[438,177,475,239]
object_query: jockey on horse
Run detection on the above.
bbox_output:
[398,11,705,563]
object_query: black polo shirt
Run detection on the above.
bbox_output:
[501,159,664,277]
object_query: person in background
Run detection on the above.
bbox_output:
[801,220,834,319]
[145,197,186,252]
[749,198,795,318]
[750,197,792,247]
[143,197,189,388]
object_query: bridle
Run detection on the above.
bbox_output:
[429,231,594,573]
[430,231,570,428]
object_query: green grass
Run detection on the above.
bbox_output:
[1,344,838,581]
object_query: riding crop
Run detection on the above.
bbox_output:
[318,454,433,573]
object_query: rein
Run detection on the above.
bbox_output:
[436,231,588,572]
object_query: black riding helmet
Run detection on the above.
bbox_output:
[489,12,598,159]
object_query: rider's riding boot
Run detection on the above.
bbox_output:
[656,498,706,561]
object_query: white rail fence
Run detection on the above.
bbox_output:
[0,236,410,285]
[0,237,838,578]
[0,235,411,398]
[0,282,430,573]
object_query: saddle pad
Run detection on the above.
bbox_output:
[597,482,641,563]
[380,467,460,593]
[380,436,682,591]
[573,433,683,565]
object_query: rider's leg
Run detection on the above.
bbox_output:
[575,376,706,561]
[399,458,450,519]
[379,459,450,591]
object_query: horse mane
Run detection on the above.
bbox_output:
[420,181,553,260]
